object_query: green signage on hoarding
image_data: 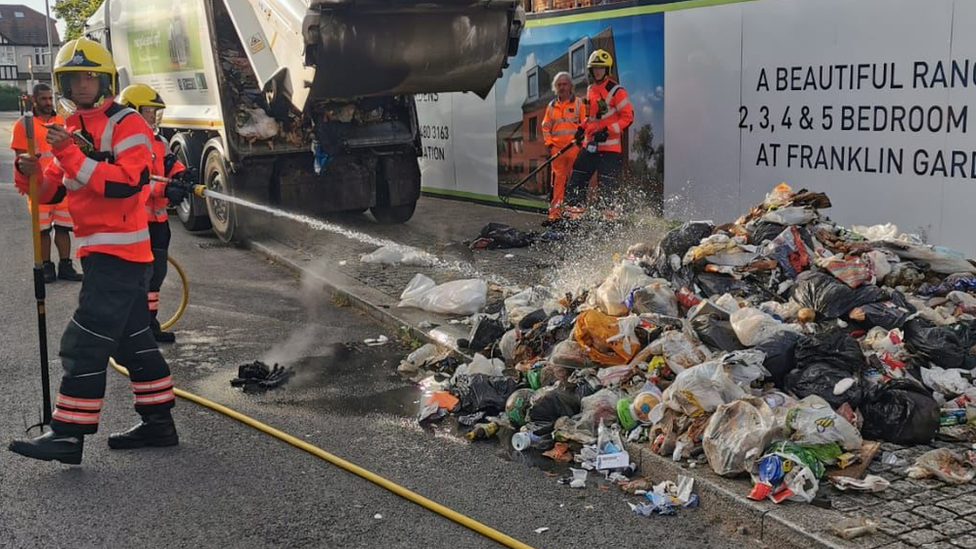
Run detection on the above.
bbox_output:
[126,0,204,76]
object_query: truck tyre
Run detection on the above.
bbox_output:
[203,143,239,243]
[370,201,417,224]
[171,134,212,232]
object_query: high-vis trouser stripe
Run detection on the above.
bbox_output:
[56,394,103,410]
[134,391,175,405]
[74,228,150,248]
[53,408,100,424]
[131,376,173,392]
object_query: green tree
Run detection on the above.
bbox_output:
[628,123,664,213]
[54,0,103,41]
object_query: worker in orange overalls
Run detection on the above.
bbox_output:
[10,83,83,283]
[540,71,584,223]
[119,83,191,344]
[9,38,185,464]
[564,49,634,220]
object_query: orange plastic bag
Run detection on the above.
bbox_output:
[573,309,639,366]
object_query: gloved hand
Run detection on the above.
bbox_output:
[165,167,199,204]
[593,128,610,143]
[178,166,199,185]
[574,126,585,144]
[164,179,190,204]
[14,154,38,194]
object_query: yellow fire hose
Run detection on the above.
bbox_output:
[109,359,535,549]
[160,255,189,331]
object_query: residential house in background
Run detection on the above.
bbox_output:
[0,4,60,91]
[498,27,622,194]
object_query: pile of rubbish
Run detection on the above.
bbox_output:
[397,182,976,508]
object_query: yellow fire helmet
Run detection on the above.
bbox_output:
[119,83,166,110]
[53,38,117,104]
[587,49,613,70]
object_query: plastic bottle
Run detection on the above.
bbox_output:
[511,431,547,452]
[465,422,499,441]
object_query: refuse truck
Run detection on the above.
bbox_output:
[83,0,524,241]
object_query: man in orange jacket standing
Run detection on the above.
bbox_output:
[119,83,192,343]
[11,83,84,282]
[9,38,187,464]
[541,71,585,223]
[564,49,634,220]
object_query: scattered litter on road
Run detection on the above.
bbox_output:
[398,274,488,315]
[364,335,389,346]
[230,361,295,392]
[829,475,890,492]
[830,517,878,540]
[534,527,549,534]
[906,448,976,484]
[361,245,434,266]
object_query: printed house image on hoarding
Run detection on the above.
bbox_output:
[498,27,622,199]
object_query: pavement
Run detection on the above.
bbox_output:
[231,144,976,548]
[0,108,754,549]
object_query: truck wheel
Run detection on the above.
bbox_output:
[203,145,239,243]
[370,201,417,224]
[171,136,211,231]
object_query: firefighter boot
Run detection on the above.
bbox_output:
[58,259,84,281]
[9,430,84,465]
[42,261,57,283]
[150,312,176,344]
[108,411,178,449]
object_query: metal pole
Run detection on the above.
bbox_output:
[23,113,53,427]
[44,0,54,83]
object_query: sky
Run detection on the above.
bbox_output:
[496,13,666,156]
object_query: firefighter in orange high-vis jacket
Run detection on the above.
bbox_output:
[119,84,191,344]
[9,38,190,465]
[540,71,584,223]
[564,49,634,220]
[10,82,83,283]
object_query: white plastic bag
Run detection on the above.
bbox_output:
[852,223,898,241]
[662,360,745,417]
[721,349,769,386]
[594,261,653,316]
[499,329,518,362]
[921,366,973,396]
[452,353,504,383]
[906,448,976,484]
[785,396,862,451]
[397,343,448,376]
[648,331,710,373]
[504,287,548,326]
[703,397,778,476]
[876,240,976,275]
[237,107,279,140]
[762,207,817,225]
[948,291,976,314]
[606,314,641,355]
[398,274,487,315]
[630,280,678,316]
[862,250,892,281]
[361,245,432,266]
[730,307,798,347]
